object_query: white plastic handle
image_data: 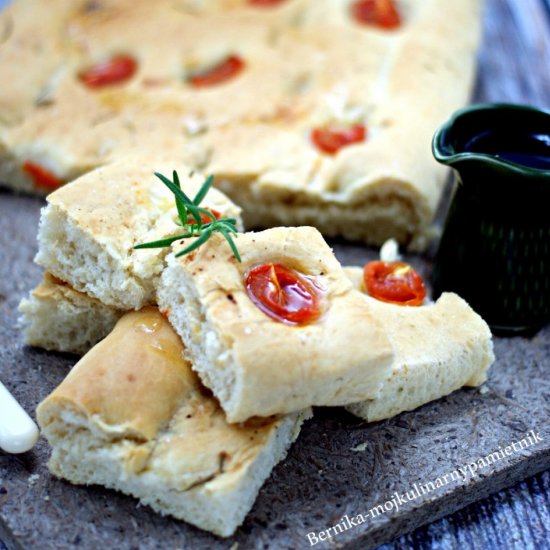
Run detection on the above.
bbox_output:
[0,381,39,453]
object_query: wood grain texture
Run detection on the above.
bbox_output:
[474,0,550,107]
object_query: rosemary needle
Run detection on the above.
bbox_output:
[134,171,241,262]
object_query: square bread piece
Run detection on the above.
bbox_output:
[158,226,394,422]
[34,157,242,310]
[343,266,495,422]
[18,272,124,355]
[37,307,310,537]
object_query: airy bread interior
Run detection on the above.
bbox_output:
[18,273,124,355]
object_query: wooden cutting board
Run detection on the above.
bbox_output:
[1,0,549,548]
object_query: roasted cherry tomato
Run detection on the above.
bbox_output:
[22,161,63,190]
[311,124,366,155]
[246,263,323,324]
[188,56,245,88]
[350,0,401,30]
[363,261,426,306]
[187,209,221,225]
[248,0,286,6]
[78,55,137,88]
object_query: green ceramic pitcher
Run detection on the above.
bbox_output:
[432,103,550,335]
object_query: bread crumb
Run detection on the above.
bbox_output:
[350,442,368,452]
[27,474,40,486]
[479,384,489,395]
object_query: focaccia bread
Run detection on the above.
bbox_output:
[18,273,124,355]
[158,226,394,422]
[0,0,73,127]
[37,307,310,537]
[34,157,242,310]
[0,0,482,247]
[343,266,494,421]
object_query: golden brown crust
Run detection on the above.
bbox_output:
[38,307,297,480]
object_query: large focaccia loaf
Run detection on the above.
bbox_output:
[0,0,482,247]
[34,157,242,310]
[37,307,311,537]
[343,266,494,421]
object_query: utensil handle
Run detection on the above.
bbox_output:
[0,381,39,453]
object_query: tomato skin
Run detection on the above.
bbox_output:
[363,261,426,306]
[246,263,323,325]
[248,0,285,6]
[22,161,63,190]
[78,55,137,88]
[188,56,245,88]
[187,209,221,225]
[351,0,401,30]
[311,124,366,155]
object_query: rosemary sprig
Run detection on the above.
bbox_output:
[134,171,241,261]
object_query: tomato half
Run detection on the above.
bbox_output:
[187,209,221,225]
[350,0,401,30]
[22,162,63,190]
[188,56,245,88]
[248,0,285,6]
[78,55,138,88]
[311,124,366,155]
[246,263,323,325]
[363,261,426,306]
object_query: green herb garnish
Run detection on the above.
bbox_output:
[134,171,241,261]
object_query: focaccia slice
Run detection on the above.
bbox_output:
[343,266,494,421]
[158,226,394,422]
[37,307,310,537]
[34,157,242,310]
[18,273,124,355]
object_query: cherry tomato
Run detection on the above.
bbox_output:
[22,162,63,190]
[363,261,426,306]
[350,0,401,30]
[311,124,366,155]
[246,263,323,324]
[187,209,221,225]
[78,55,137,88]
[248,0,286,6]
[188,56,245,88]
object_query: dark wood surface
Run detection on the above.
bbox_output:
[1,0,549,549]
